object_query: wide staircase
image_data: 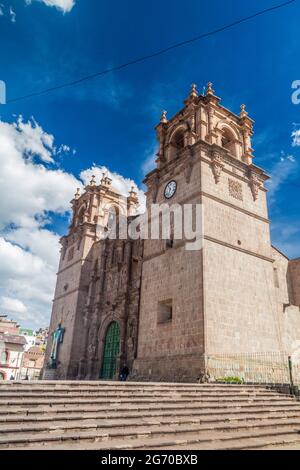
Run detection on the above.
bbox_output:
[0,381,300,450]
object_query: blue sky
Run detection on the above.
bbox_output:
[0,0,299,328]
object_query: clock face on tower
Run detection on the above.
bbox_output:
[164,180,177,199]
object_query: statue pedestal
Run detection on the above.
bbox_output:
[42,368,57,380]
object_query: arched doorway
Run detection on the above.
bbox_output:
[100,322,120,379]
[0,371,5,380]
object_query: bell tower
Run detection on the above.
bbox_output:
[44,174,138,379]
[133,82,281,382]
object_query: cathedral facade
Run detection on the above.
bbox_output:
[44,83,300,382]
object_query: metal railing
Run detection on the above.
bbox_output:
[205,352,300,391]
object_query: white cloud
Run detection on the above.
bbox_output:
[25,0,75,14]
[0,296,27,314]
[0,117,79,328]
[0,3,16,22]
[266,153,297,204]
[292,128,300,147]
[0,117,80,230]
[141,145,157,176]
[9,6,16,22]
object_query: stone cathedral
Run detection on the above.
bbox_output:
[44,83,300,382]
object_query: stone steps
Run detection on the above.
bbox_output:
[0,380,264,388]
[2,411,300,436]
[0,395,293,406]
[2,405,300,424]
[2,422,300,450]
[2,401,299,415]
[0,381,300,449]
[0,390,281,398]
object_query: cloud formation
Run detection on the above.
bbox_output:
[25,0,75,14]
[0,117,79,328]
[292,128,300,147]
[267,153,297,204]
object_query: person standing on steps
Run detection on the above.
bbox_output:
[120,364,129,381]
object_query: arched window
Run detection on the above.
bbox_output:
[107,206,117,229]
[0,371,6,380]
[169,128,185,161]
[107,206,120,238]
[77,206,86,226]
[0,350,8,365]
[172,129,185,150]
[221,128,237,157]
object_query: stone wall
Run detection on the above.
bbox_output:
[290,258,300,307]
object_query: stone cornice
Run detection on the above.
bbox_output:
[204,235,274,263]
[142,236,274,264]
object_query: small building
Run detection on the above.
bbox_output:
[20,346,45,380]
[20,328,36,351]
[0,332,26,380]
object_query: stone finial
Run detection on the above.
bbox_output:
[101,172,106,185]
[189,83,198,98]
[129,185,137,197]
[206,82,215,96]
[89,175,96,186]
[160,110,168,124]
[74,188,81,199]
[105,176,112,186]
[240,104,248,118]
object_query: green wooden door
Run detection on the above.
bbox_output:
[101,322,120,379]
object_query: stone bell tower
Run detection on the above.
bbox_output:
[133,82,282,382]
[44,174,138,379]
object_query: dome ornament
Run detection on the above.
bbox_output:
[89,175,97,186]
[160,110,168,124]
[190,83,198,98]
[206,82,215,96]
[240,104,248,118]
[74,188,81,199]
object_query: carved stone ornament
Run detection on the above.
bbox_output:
[228,178,243,201]
[249,172,261,201]
[211,152,225,183]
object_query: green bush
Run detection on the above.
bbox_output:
[216,376,244,384]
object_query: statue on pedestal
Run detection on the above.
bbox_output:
[49,323,65,369]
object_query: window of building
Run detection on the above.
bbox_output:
[0,350,8,365]
[0,371,5,380]
[107,206,120,230]
[221,128,237,157]
[77,206,86,226]
[157,300,173,324]
[67,247,74,262]
[173,129,185,149]
[273,267,280,288]
[169,128,185,160]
